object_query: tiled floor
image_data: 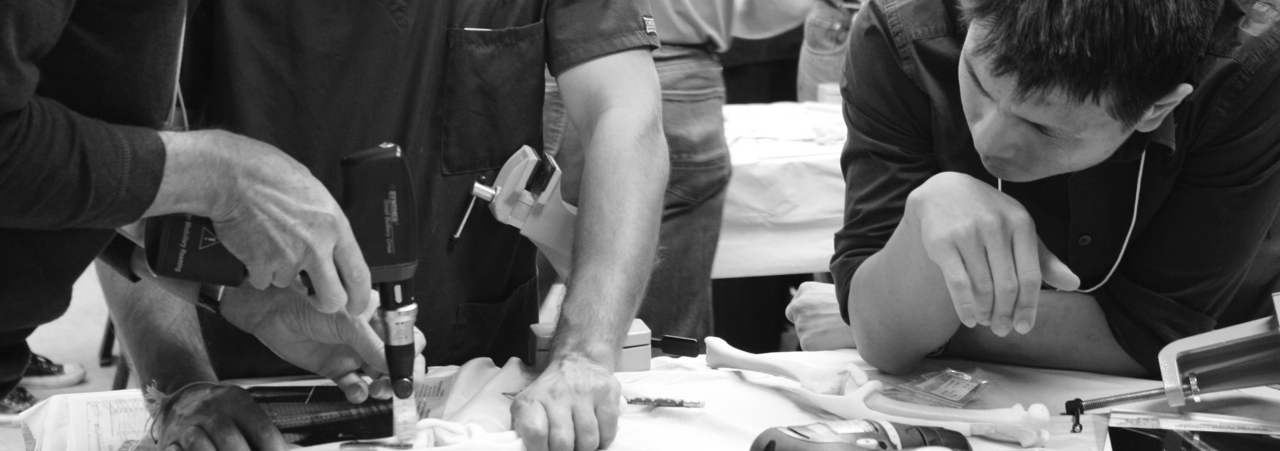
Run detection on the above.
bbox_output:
[1,267,123,451]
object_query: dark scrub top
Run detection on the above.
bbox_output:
[830,0,1280,375]
[0,2,181,394]
[179,0,659,379]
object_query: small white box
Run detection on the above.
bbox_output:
[529,318,651,372]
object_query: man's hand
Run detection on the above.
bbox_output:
[219,286,424,403]
[908,172,1079,337]
[154,383,289,451]
[511,354,620,451]
[151,130,371,316]
[785,282,857,351]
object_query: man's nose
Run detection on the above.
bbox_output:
[972,113,1018,159]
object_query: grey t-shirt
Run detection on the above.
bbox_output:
[651,0,734,51]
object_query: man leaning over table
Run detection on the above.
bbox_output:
[0,0,379,411]
[99,1,668,451]
[787,0,1280,378]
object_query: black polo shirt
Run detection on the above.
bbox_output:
[180,0,659,376]
[830,0,1280,374]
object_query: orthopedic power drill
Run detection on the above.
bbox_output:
[139,143,421,442]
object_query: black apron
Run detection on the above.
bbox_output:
[185,0,551,378]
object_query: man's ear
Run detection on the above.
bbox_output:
[1134,83,1193,132]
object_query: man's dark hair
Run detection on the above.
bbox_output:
[965,0,1221,128]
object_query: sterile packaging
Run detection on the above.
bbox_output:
[887,368,989,409]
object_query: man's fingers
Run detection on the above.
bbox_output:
[231,398,291,451]
[513,400,551,451]
[545,404,576,451]
[270,267,299,289]
[984,228,1019,337]
[343,319,389,374]
[414,328,426,353]
[1011,225,1043,334]
[176,427,217,451]
[334,237,371,316]
[369,377,393,400]
[932,246,978,328]
[246,264,273,290]
[596,398,620,449]
[305,257,347,314]
[202,421,252,451]
[1038,240,1081,291]
[333,372,371,404]
[957,242,995,326]
[572,403,601,451]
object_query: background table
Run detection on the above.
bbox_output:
[712,102,846,279]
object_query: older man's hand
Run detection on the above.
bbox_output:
[220,286,425,403]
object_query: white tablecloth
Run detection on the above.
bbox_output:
[712,103,846,279]
[22,350,1280,451]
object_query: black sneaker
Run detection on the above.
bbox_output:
[19,353,86,389]
[0,386,37,416]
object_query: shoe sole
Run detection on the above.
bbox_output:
[18,372,86,389]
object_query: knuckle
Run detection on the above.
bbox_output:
[994,274,1019,295]
[550,430,574,451]
[1008,209,1033,227]
[971,278,994,297]
[1018,271,1043,288]
[944,273,971,293]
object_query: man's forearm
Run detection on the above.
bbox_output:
[845,212,961,374]
[949,290,1149,377]
[847,213,1148,376]
[96,260,218,393]
[550,50,668,366]
[553,108,666,365]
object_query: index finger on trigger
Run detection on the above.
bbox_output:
[334,236,372,316]
[305,257,346,314]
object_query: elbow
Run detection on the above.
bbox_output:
[857,343,924,375]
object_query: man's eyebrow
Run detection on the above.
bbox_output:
[964,54,1078,139]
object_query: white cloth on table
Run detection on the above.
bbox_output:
[713,102,846,279]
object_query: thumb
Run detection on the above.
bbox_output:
[1038,240,1080,291]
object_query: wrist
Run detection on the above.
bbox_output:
[547,347,616,372]
[150,130,235,219]
[549,332,620,371]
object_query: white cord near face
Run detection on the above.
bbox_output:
[996,152,1145,293]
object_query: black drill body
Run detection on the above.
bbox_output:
[341,143,419,400]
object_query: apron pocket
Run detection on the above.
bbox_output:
[448,274,540,364]
[442,21,546,174]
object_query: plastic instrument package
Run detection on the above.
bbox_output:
[885,368,989,409]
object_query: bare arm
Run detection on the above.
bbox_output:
[511,48,667,451]
[948,290,1148,377]
[846,176,1142,376]
[553,49,666,372]
[95,259,217,393]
